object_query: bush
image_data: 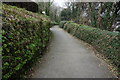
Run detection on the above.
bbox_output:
[60,21,120,74]
[2,4,51,79]
[59,21,67,28]
[50,21,59,27]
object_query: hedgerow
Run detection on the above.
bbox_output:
[60,21,120,75]
[59,21,67,28]
[2,4,52,79]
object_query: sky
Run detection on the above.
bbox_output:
[32,0,120,8]
[53,0,66,8]
[33,0,67,8]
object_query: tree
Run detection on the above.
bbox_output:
[60,2,117,31]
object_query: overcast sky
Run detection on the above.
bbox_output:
[53,0,67,8]
[32,0,67,8]
[33,0,120,8]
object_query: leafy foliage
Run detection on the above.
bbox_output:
[61,2,116,31]
[59,21,67,28]
[2,4,52,79]
[60,21,120,75]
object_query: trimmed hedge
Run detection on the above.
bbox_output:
[50,21,59,27]
[2,4,52,79]
[60,21,120,74]
[59,21,67,28]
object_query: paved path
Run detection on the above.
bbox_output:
[31,26,115,78]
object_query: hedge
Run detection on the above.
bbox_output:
[50,21,59,27]
[59,21,67,28]
[2,4,52,79]
[60,21,120,75]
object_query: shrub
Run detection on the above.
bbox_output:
[60,21,120,74]
[59,21,67,28]
[2,4,51,79]
[50,21,59,27]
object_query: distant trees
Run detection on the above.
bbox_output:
[61,8,71,20]
[38,1,60,23]
[50,4,61,22]
[38,1,53,16]
[60,2,118,31]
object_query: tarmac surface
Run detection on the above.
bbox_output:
[31,26,115,78]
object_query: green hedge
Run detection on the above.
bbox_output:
[2,4,51,79]
[49,21,58,28]
[59,21,67,28]
[60,21,120,74]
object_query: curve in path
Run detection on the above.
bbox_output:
[31,26,115,78]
